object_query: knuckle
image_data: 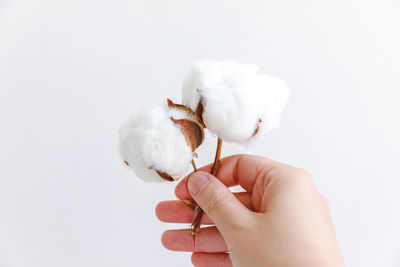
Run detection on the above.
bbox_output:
[319,193,330,208]
[282,167,318,193]
[291,167,314,185]
[294,167,312,179]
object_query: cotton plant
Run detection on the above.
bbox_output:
[118,59,290,240]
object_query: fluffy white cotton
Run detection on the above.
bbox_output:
[167,107,197,121]
[182,60,290,143]
[118,105,193,182]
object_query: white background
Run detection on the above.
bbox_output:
[1,0,399,266]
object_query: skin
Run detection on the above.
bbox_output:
[156,154,345,267]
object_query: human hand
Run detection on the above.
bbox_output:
[156,154,345,267]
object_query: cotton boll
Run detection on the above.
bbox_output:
[182,60,290,143]
[118,105,193,182]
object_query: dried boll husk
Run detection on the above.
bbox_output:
[182,60,290,144]
[167,98,195,117]
[119,105,195,182]
[170,118,204,152]
[156,170,178,182]
[251,118,263,137]
[167,98,205,151]
[194,96,206,128]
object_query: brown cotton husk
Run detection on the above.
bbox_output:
[195,98,206,128]
[156,170,177,182]
[167,98,205,128]
[124,161,130,166]
[167,98,195,116]
[251,118,263,137]
[170,117,205,152]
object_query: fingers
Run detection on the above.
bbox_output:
[161,226,227,253]
[187,172,253,236]
[175,154,285,199]
[192,253,232,267]
[156,192,254,225]
[156,200,213,225]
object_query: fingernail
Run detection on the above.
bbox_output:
[187,172,210,196]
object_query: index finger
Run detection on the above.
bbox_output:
[175,154,284,200]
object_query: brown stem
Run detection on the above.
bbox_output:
[191,159,198,172]
[190,137,223,245]
[211,138,223,176]
[181,160,198,216]
[181,199,197,210]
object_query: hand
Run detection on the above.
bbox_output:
[156,154,345,267]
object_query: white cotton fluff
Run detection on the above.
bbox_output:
[118,105,193,182]
[182,60,290,143]
[167,107,197,121]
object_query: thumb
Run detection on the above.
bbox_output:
[187,171,252,235]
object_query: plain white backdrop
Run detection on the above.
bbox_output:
[0,0,399,266]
